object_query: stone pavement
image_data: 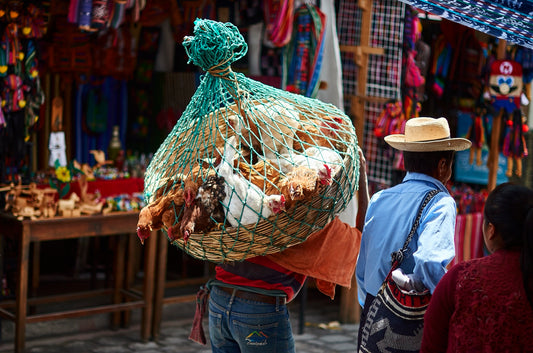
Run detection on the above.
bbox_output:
[0,293,359,353]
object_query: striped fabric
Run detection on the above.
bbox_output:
[398,0,533,50]
[215,257,306,302]
[450,212,486,267]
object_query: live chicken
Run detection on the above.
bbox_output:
[229,99,300,160]
[196,174,226,223]
[276,145,343,185]
[235,158,281,194]
[136,177,199,244]
[278,165,321,209]
[217,136,286,227]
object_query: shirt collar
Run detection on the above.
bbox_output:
[403,172,449,193]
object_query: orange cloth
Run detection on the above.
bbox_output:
[266,217,362,299]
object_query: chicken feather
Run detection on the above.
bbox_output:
[278,165,320,209]
[235,159,281,195]
[217,136,286,227]
[229,100,300,160]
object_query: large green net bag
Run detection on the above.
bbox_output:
[140,19,359,263]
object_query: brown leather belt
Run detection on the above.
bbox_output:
[218,286,286,305]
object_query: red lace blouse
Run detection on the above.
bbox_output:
[421,249,533,352]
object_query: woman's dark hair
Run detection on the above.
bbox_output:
[403,150,454,175]
[483,182,533,307]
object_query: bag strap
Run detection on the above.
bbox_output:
[390,189,440,266]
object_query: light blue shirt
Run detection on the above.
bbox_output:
[356,172,457,307]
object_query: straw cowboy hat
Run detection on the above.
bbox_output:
[384,117,472,152]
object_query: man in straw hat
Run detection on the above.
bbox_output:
[356,117,471,350]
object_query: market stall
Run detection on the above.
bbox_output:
[0,0,531,348]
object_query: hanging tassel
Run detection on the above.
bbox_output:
[0,40,7,77]
[5,23,22,65]
[188,285,210,345]
[91,0,111,31]
[79,0,94,32]
[3,74,26,112]
[24,79,45,142]
[0,97,6,128]
[108,1,126,29]
[68,0,80,24]
[25,40,39,80]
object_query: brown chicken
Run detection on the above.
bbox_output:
[278,165,320,210]
[293,123,332,152]
[137,193,174,244]
[174,174,226,243]
[136,177,198,245]
[235,159,281,195]
[153,177,178,200]
[161,206,177,230]
[197,175,226,223]
[293,116,346,152]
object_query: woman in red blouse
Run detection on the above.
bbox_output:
[421,182,533,352]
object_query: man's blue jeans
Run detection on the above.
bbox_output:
[208,285,295,353]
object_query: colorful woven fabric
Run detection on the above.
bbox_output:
[450,212,485,267]
[398,0,533,50]
[282,4,326,99]
[502,109,528,159]
[263,0,294,47]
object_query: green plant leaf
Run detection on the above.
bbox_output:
[59,183,70,199]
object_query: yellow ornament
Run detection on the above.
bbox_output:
[55,166,71,183]
[19,100,26,108]
[1,100,5,107]
[22,27,31,36]
[0,66,7,74]
[18,52,24,61]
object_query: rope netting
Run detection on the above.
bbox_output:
[141,19,359,263]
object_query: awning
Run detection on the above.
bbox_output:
[397,0,533,49]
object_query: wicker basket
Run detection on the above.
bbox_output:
[144,99,359,263]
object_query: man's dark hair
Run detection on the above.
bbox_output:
[403,150,454,175]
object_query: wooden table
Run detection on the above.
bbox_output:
[0,211,156,353]
[151,231,212,340]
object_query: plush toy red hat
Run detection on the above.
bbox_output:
[488,60,523,113]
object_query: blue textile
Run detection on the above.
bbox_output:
[398,0,533,50]
[208,285,295,353]
[356,172,456,307]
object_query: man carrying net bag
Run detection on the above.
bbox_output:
[137,19,368,352]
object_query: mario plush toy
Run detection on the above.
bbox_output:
[487,60,528,177]
[488,60,523,113]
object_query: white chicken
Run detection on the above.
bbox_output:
[217,136,286,227]
[275,146,344,186]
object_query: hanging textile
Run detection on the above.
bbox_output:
[397,0,533,49]
[263,0,294,47]
[282,3,326,98]
[451,212,485,267]
[316,0,344,110]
